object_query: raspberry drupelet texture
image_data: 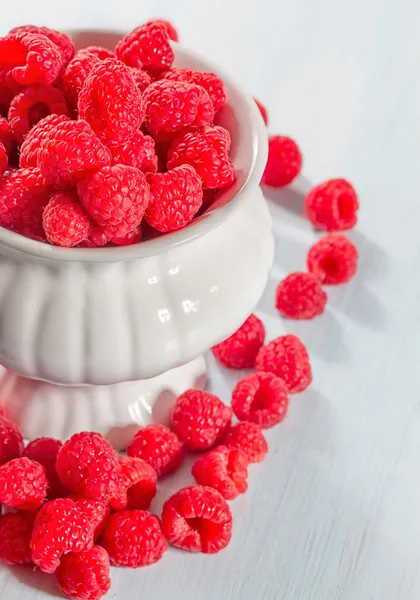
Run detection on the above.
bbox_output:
[192,445,248,500]
[60,51,101,109]
[275,272,327,319]
[145,165,203,232]
[0,457,48,510]
[0,511,35,565]
[168,125,236,190]
[23,437,65,498]
[147,18,179,41]
[8,84,68,143]
[77,165,150,238]
[68,495,111,540]
[81,46,116,60]
[221,422,268,463]
[261,135,302,187]
[161,68,226,112]
[55,432,120,501]
[116,22,174,73]
[231,372,289,429]
[110,225,142,246]
[78,57,145,147]
[162,485,232,553]
[43,190,92,247]
[0,416,24,465]
[110,456,157,511]
[0,143,7,177]
[109,130,157,174]
[56,546,111,600]
[304,178,359,231]
[101,510,167,567]
[212,314,265,369]
[20,113,70,168]
[307,234,358,284]
[254,97,268,125]
[256,334,312,394]
[127,424,184,477]
[172,390,232,452]
[10,25,75,66]
[0,116,16,156]
[130,67,153,93]
[30,498,93,573]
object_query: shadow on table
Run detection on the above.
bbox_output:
[8,564,62,598]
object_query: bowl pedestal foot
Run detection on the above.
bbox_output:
[0,356,207,451]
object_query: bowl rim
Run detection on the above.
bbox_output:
[0,32,268,262]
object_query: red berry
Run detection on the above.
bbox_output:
[79,224,109,248]
[256,334,312,394]
[10,25,75,66]
[31,498,93,573]
[221,422,268,463]
[0,416,24,465]
[60,51,101,109]
[304,178,359,231]
[130,67,153,92]
[168,125,236,190]
[43,190,91,247]
[162,485,232,553]
[0,457,47,510]
[109,130,157,174]
[307,234,358,284]
[127,424,184,477]
[20,113,70,168]
[67,495,111,540]
[146,18,179,42]
[0,511,35,565]
[0,116,16,156]
[82,46,116,60]
[275,272,327,319]
[261,135,302,187]
[172,389,232,452]
[55,432,120,501]
[254,97,268,125]
[231,372,289,429]
[110,225,142,246]
[0,143,7,177]
[56,546,111,600]
[162,68,226,112]
[78,165,150,238]
[212,314,265,369]
[23,437,66,498]
[101,510,167,567]
[110,456,157,511]
[192,446,248,500]
[116,22,174,73]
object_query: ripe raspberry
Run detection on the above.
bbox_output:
[162,68,226,112]
[143,80,214,138]
[43,190,91,247]
[162,485,232,553]
[307,234,358,284]
[0,457,47,510]
[254,97,268,125]
[146,18,179,41]
[127,424,184,477]
[0,143,7,177]
[101,510,167,567]
[192,446,248,500]
[116,22,174,73]
[68,495,111,540]
[56,546,111,600]
[231,372,289,429]
[81,46,116,60]
[0,511,35,565]
[0,32,62,86]
[110,456,157,511]
[30,498,93,573]
[0,72,21,117]
[37,119,111,187]
[261,135,302,187]
[77,165,150,237]
[275,272,327,319]
[130,67,153,92]
[23,437,66,498]
[172,390,232,452]
[0,116,15,155]
[110,225,142,246]
[78,58,144,147]
[79,224,109,248]
[221,422,268,463]
[10,25,75,66]
[55,432,120,501]
[60,51,101,109]
[109,130,157,174]
[20,113,70,168]
[168,125,236,189]
[256,334,312,394]
[0,416,24,465]
[212,314,265,369]
[304,179,359,231]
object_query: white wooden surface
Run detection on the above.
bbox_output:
[1,0,418,598]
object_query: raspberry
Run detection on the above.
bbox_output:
[0,142,7,177]
[130,67,153,92]
[116,22,174,73]
[60,51,101,109]
[221,422,268,463]
[147,18,179,41]
[168,125,236,189]
[101,510,167,567]
[20,113,70,168]
[82,46,116,60]
[8,84,68,144]
[0,116,15,155]
[68,495,111,540]
[261,135,302,187]
[0,416,24,465]
[256,334,312,394]
[304,179,359,231]
[275,272,327,319]
[43,190,91,247]
[0,32,62,86]
[172,390,232,452]
[192,446,248,500]
[254,97,268,125]
[231,372,289,429]
[23,437,66,498]
[37,119,111,187]
[145,165,203,232]
[110,225,142,246]
[0,511,35,565]
[0,457,47,510]
[0,73,21,117]
[127,424,184,477]
[162,485,232,553]
[78,58,144,147]
[10,25,75,66]
[143,80,214,138]
[55,432,120,501]
[110,456,157,511]
[79,224,109,248]
[56,546,111,600]
[162,68,226,112]
[30,498,93,573]
[109,130,157,174]
[307,234,358,284]
[212,314,265,369]
[77,165,150,237]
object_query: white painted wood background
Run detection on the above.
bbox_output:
[0,0,417,598]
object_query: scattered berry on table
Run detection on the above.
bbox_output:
[0,457,47,510]
[56,546,111,600]
[23,436,66,498]
[0,511,35,565]
[0,416,24,465]
[42,190,91,247]
[19,113,70,168]
[147,18,179,42]
[161,68,226,112]
[127,424,184,477]
[116,22,174,73]
[192,445,248,500]
[254,97,268,125]
[60,51,102,109]
[221,421,268,463]
[110,456,157,511]
[67,495,111,540]
[9,25,75,66]
[109,130,157,173]
[275,272,327,319]
[261,135,302,187]
[304,178,359,231]
[212,313,265,369]
[307,233,358,284]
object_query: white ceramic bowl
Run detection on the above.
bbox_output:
[0,31,273,447]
